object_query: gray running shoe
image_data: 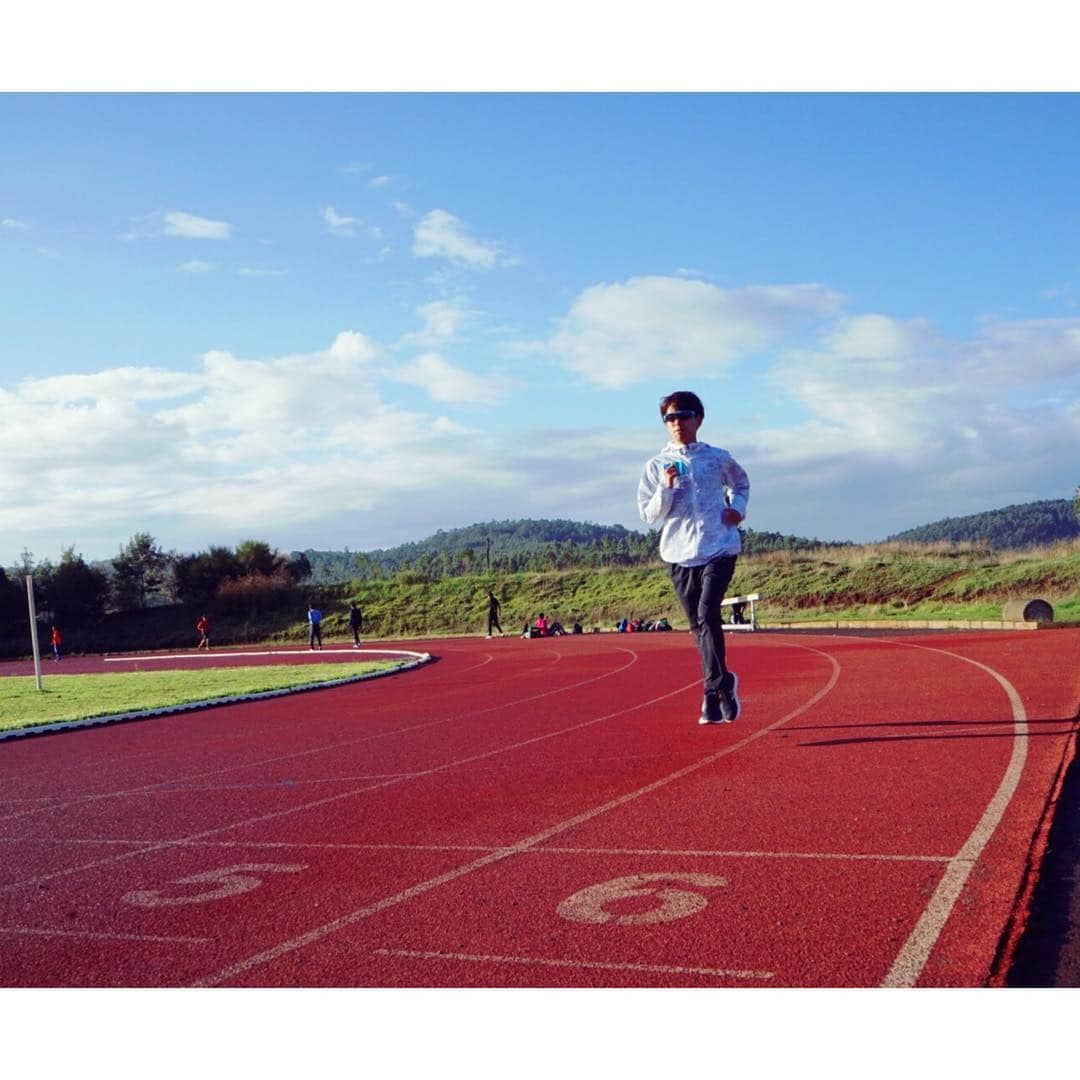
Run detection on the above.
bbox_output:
[717,671,740,723]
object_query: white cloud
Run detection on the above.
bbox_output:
[179,260,212,273]
[164,211,233,240]
[548,275,845,389]
[389,351,503,406]
[2,218,30,231]
[237,267,287,277]
[393,201,416,218]
[369,175,393,188]
[0,327,549,560]
[741,312,1080,538]
[398,298,474,347]
[341,162,371,175]
[412,209,505,270]
[322,205,364,237]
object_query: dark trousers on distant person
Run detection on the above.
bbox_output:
[669,554,737,695]
[310,624,322,648]
[487,612,503,635]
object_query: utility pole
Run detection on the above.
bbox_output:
[25,575,43,691]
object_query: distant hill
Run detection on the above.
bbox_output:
[886,498,1079,550]
[297,518,846,584]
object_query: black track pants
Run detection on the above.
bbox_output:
[669,554,737,694]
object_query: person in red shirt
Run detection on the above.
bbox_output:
[534,613,549,636]
[50,626,62,661]
[196,614,212,650]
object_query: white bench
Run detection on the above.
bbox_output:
[721,592,760,631]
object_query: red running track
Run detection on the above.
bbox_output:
[1,629,1077,988]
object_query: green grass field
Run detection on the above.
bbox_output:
[0,661,399,734]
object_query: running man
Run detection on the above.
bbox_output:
[637,391,750,725]
[196,614,212,650]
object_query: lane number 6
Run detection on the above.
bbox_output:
[556,872,728,925]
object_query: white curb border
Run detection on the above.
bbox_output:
[0,650,433,743]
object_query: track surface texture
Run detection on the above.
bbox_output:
[1,630,1077,988]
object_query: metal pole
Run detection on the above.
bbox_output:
[25,574,43,691]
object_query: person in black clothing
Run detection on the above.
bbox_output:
[348,603,363,648]
[486,589,504,638]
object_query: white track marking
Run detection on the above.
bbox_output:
[0,835,952,862]
[875,640,1029,987]
[373,947,774,981]
[1,653,431,744]
[557,872,728,925]
[0,926,210,944]
[123,863,306,907]
[2,647,640,823]
[192,645,841,986]
[0,650,648,891]
[103,648,429,662]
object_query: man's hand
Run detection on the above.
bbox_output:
[722,508,743,526]
[663,464,679,489]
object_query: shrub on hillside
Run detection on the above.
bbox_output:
[215,570,300,616]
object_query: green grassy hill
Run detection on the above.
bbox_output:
[331,540,1080,634]
[233,539,1080,640]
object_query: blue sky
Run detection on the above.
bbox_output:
[3,89,1079,564]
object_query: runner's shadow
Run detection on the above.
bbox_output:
[796,716,1073,733]
[794,716,1078,748]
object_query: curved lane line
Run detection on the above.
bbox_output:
[0,646,640,824]
[870,639,1029,988]
[0,651,432,744]
[0,648,644,888]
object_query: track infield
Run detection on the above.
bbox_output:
[1,629,1077,988]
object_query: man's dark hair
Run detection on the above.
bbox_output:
[659,391,705,419]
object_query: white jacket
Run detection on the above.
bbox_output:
[637,440,750,566]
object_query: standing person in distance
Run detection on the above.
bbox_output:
[637,391,750,725]
[50,625,62,661]
[348,602,363,649]
[485,588,504,638]
[308,604,323,650]
[196,614,212,650]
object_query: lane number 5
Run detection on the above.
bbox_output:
[122,863,306,907]
[556,872,728,925]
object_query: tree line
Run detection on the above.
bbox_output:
[1,518,841,645]
[299,518,843,584]
[1,534,313,636]
[886,498,1080,550]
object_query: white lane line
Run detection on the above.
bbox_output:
[373,948,774,982]
[0,650,646,892]
[2,647,640,823]
[192,644,841,987]
[0,926,210,944]
[103,648,430,662]
[877,640,1029,988]
[0,654,430,744]
[0,835,950,863]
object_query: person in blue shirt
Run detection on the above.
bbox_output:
[308,604,323,649]
[637,391,750,726]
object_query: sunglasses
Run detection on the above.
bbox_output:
[662,410,698,422]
